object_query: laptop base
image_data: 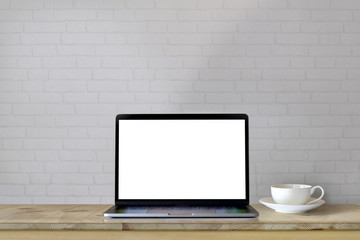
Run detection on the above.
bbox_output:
[104,205,258,218]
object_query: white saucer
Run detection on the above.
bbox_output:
[259,197,325,213]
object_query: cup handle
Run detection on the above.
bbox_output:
[307,186,325,205]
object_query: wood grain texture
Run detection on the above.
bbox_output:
[0,204,359,231]
[0,231,360,240]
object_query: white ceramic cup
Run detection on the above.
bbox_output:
[271,184,325,205]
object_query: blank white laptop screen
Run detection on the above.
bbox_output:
[118,119,246,200]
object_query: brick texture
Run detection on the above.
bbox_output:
[0,0,359,204]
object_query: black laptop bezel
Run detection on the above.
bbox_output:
[115,113,249,207]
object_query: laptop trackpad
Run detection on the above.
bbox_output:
[147,207,215,216]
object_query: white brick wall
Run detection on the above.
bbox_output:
[0,0,359,204]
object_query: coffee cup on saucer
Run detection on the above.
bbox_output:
[271,184,325,205]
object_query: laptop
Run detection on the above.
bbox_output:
[104,113,258,218]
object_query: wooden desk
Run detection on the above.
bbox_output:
[0,204,359,240]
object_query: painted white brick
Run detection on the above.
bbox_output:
[289,0,329,9]
[74,0,124,9]
[230,59,255,69]
[309,46,350,56]
[98,93,135,103]
[0,69,27,79]
[311,116,351,126]
[261,174,305,185]
[288,104,329,115]
[200,69,240,80]
[235,33,274,44]
[276,33,318,44]
[0,162,19,172]
[135,93,169,103]
[258,81,299,92]
[178,9,210,20]
[198,22,236,33]
[0,116,34,127]
[340,34,360,44]
[0,0,9,8]
[126,0,154,8]
[21,33,60,45]
[169,93,203,103]
[64,93,97,103]
[167,23,197,33]
[181,104,223,112]
[24,22,65,33]
[331,0,360,9]
[211,34,233,45]
[16,57,41,68]
[279,128,299,138]
[197,0,223,9]
[336,162,359,173]
[163,46,201,56]
[204,93,240,103]
[259,0,286,8]
[346,173,360,184]
[0,57,16,68]
[263,69,306,80]
[138,46,163,56]
[148,57,182,68]
[155,0,196,9]
[147,22,167,32]
[318,139,338,150]
[280,22,300,32]
[128,80,150,92]
[194,81,234,92]
[211,10,246,20]
[75,103,116,115]
[290,162,314,173]
[306,173,345,184]
[62,33,104,44]
[42,57,75,68]
[224,0,258,9]
[23,139,62,150]
[25,185,46,196]
[271,46,307,56]
[256,162,289,173]
[301,81,340,92]
[135,10,177,20]
[250,139,275,150]
[311,10,352,21]
[300,127,341,138]
[276,139,318,150]
[269,10,310,20]
[258,104,286,115]
[0,10,32,21]
[309,151,350,161]
[271,151,307,161]
[89,185,113,196]
[0,23,22,33]
[0,173,29,184]
[0,185,24,196]
[57,46,94,56]
[54,10,96,20]
[10,0,43,9]
[151,81,193,92]
[224,104,258,115]
[246,46,270,56]
[126,33,167,44]
[155,69,198,80]
[64,139,107,150]
[243,93,276,103]
[95,46,138,56]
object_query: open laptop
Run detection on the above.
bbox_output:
[104,113,258,218]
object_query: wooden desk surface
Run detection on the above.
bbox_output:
[0,204,359,231]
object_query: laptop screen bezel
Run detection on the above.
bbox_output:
[115,113,250,206]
